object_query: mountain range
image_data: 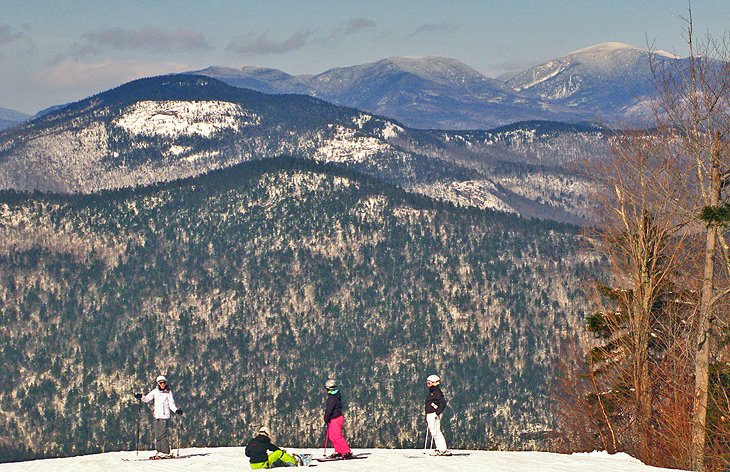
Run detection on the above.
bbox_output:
[0,74,608,224]
[1,42,697,134]
[193,42,683,129]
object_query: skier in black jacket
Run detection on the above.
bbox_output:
[245,426,303,468]
[323,379,354,459]
[424,374,451,456]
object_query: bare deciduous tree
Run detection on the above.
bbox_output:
[648,10,730,470]
[583,127,688,462]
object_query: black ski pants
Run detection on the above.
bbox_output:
[154,418,170,454]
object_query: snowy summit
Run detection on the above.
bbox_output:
[0,447,689,472]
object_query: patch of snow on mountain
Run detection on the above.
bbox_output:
[314,125,392,163]
[114,101,260,138]
[549,75,583,100]
[379,121,403,140]
[168,145,190,156]
[567,41,641,56]
[411,180,515,213]
[351,114,372,128]
[513,60,569,91]
[183,151,220,163]
[496,172,593,218]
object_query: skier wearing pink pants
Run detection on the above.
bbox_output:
[323,379,354,460]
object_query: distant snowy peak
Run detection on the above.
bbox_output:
[0,107,29,122]
[510,42,654,94]
[191,66,314,95]
[567,41,642,56]
[568,42,679,59]
[0,107,30,130]
[508,42,679,92]
[504,41,682,121]
[366,56,497,85]
[309,55,507,91]
[564,42,659,71]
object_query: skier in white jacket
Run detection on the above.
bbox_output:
[135,375,183,458]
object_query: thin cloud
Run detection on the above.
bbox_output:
[323,17,376,41]
[226,30,313,55]
[341,17,376,36]
[35,58,190,90]
[409,22,456,38]
[0,24,23,44]
[82,26,211,53]
[0,24,34,57]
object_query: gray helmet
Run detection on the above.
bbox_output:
[426,374,441,385]
[325,379,337,390]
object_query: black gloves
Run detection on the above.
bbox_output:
[134,393,142,399]
[176,409,183,415]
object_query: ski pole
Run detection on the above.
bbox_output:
[423,420,430,452]
[323,426,328,456]
[136,398,141,457]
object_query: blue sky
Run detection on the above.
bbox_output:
[1,0,728,114]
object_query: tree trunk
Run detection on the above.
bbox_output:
[690,138,722,472]
[691,224,717,471]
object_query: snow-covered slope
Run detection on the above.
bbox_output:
[0,447,688,471]
[504,42,681,124]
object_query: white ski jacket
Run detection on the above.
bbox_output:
[142,387,178,419]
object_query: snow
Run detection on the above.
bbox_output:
[567,42,679,59]
[0,447,688,471]
[379,121,402,140]
[313,125,393,163]
[567,41,641,56]
[114,100,260,138]
[512,60,569,91]
[411,180,516,213]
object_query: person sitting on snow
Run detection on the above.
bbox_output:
[245,426,310,468]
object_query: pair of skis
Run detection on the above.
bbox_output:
[315,453,368,462]
[122,454,186,462]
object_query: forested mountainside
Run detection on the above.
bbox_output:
[0,74,609,225]
[0,158,597,461]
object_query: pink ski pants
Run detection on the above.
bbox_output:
[327,415,351,454]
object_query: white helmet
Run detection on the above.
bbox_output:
[426,374,440,385]
[156,375,167,383]
[257,426,271,438]
[325,379,337,390]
